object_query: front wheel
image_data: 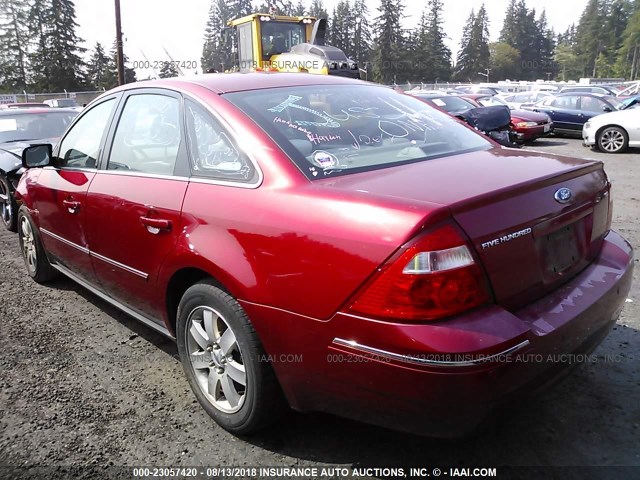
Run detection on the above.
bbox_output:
[0,175,17,232]
[597,126,628,153]
[176,281,285,434]
[17,207,58,283]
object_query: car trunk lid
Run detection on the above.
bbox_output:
[316,147,611,310]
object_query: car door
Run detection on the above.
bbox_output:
[31,96,119,282]
[541,95,581,132]
[578,96,613,122]
[84,90,189,322]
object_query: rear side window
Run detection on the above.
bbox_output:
[108,94,181,176]
[184,99,257,183]
[57,98,115,169]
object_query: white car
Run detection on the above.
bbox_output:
[583,106,640,153]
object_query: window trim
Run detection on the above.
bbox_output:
[53,94,122,171]
[100,88,189,178]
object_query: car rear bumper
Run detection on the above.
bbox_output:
[242,230,633,437]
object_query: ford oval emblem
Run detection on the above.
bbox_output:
[554,187,572,204]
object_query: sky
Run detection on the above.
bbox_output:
[74,0,589,80]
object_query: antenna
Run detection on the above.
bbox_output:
[162,46,185,76]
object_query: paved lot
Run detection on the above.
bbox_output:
[0,137,638,475]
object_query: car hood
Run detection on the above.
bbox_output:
[0,137,58,158]
[510,109,549,122]
[0,137,58,174]
[588,109,637,125]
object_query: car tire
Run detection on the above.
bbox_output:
[17,206,59,283]
[597,126,629,154]
[0,175,17,232]
[176,281,286,434]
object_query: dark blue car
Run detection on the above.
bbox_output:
[526,93,623,136]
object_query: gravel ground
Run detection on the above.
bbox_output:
[0,137,638,477]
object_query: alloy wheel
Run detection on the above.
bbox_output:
[186,306,247,414]
[20,216,37,274]
[0,181,12,227]
[600,128,626,153]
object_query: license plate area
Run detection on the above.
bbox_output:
[540,224,582,277]
[544,124,551,132]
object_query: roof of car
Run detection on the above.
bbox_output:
[555,92,610,97]
[0,107,78,116]
[109,72,370,96]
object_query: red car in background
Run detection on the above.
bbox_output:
[461,94,554,142]
[15,74,633,437]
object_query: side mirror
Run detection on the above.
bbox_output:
[22,144,52,168]
[603,106,613,112]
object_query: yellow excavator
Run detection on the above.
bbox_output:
[225,13,360,78]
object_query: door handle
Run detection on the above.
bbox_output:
[140,215,172,234]
[62,199,81,214]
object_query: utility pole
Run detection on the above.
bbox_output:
[114,0,125,85]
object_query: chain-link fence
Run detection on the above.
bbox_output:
[1,90,106,106]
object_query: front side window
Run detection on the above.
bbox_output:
[185,100,256,183]
[57,99,115,169]
[108,94,181,176]
[580,96,606,113]
[225,85,490,180]
[552,96,579,109]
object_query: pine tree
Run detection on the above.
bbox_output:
[329,1,353,57]
[293,0,306,16]
[307,0,328,19]
[102,42,137,88]
[371,0,406,84]
[614,7,640,79]
[159,62,180,79]
[26,0,53,91]
[575,0,606,77]
[0,0,29,91]
[352,0,372,68]
[202,0,234,73]
[424,0,451,81]
[85,42,111,90]
[455,6,490,82]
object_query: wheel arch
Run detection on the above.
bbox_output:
[596,123,629,141]
[165,266,231,336]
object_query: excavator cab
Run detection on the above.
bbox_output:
[226,13,359,78]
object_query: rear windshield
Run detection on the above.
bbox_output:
[225,85,490,179]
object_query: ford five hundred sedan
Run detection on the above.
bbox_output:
[15,73,633,437]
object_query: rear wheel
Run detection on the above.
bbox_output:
[176,281,285,434]
[0,175,17,232]
[597,126,628,153]
[17,207,58,283]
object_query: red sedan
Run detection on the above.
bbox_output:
[461,94,554,142]
[15,74,633,437]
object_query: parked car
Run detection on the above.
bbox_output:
[0,108,77,231]
[43,98,79,108]
[461,94,554,142]
[15,74,633,437]
[583,104,640,153]
[454,85,504,95]
[408,92,479,115]
[0,102,49,109]
[559,85,620,96]
[500,91,553,109]
[525,93,623,136]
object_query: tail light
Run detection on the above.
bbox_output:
[347,222,492,322]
